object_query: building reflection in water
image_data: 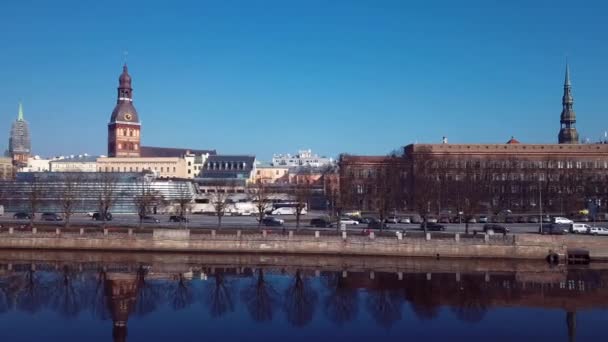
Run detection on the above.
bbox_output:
[0,260,607,341]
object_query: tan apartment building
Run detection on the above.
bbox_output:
[254,164,289,184]
[97,157,188,178]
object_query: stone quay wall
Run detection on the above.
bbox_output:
[1,226,604,261]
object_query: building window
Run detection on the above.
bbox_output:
[188,162,191,166]
[173,167,176,172]
[188,170,191,174]
[161,167,164,172]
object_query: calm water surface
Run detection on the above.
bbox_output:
[0,252,606,342]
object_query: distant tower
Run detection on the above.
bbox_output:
[108,64,141,157]
[8,102,31,166]
[558,64,579,144]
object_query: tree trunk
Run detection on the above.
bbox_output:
[296,212,301,231]
[64,214,70,228]
[217,215,222,229]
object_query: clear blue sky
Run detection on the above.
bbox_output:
[1,0,607,160]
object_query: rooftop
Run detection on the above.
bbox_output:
[140,146,216,158]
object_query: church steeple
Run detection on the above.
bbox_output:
[558,63,579,144]
[117,64,133,103]
[108,63,141,157]
[17,102,24,121]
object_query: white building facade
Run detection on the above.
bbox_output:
[272,149,333,168]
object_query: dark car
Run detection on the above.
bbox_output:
[504,216,516,224]
[439,216,451,223]
[528,216,539,223]
[483,224,509,234]
[41,212,62,221]
[367,219,385,230]
[540,223,569,235]
[420,222,446,231]
[517,216,528,223]
[92,212,113,221]
[141,216,160,224]
[309,218,331,228]
[358,217,374,224]
[262,216,284,227]
[169,215,189,223]
[13,212,31,220]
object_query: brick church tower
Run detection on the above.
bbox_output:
[108,64,141,157]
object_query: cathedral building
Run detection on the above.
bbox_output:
[108,64,141,157]
[8,102,31,166]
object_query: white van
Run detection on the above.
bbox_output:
[271,207,296,215]
[571,223,592,234]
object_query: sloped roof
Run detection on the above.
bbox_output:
[140,146,216,158]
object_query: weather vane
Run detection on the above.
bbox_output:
[123,50,129,65]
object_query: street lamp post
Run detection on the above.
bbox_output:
[539,177,543,234]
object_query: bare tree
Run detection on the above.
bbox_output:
[412,152,438,234]
[173,181,194,228]
[59,173,82,228]
[211,181,233,229]
[25,175,43,227]
[249,181,273,230]
[293,182,312,230]
[97,173,118,228]
[134,175,162,228]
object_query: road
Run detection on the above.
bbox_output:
[2,211,605,233]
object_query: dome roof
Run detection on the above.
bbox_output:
[110,101,140,124]
[119,64,131,86]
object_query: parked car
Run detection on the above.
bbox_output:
[571,223,592,234]
[542,216,551,223]
[478,216,489,223]
[467,217,477,223]
[426,216,438,223]
[92,212,113,221]
[517,216,528,223]
[576,215,590,222]
[358,217,374,224]
[261,216,284,227]
[309,218,331,228]
[420,222,446,231]
[439,216,451,223]
[141,216,160,224]
[540,223,569,235]
[41,212,62,221]
[588,226,608,236]
[505,216,516,224]
[385,216,399,224]
[339,218,359,225]
[483,224,509,234]
[13,212,31,220]
[410,215,423,224]
[553,217,574,224]
[367,219,385,230]
[528,216,539,223]
[398,217,411,224]
[271,207,297,215]
[169,215,189,223]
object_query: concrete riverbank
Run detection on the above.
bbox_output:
[1,225,607,261]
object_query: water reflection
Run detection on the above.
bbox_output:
[0,252,606,341]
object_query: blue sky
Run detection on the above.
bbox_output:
[0,0,607,160]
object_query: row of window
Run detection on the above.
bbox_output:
[99,166,177,173]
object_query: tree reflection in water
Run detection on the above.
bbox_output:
[14,268,47,314]
[240,269,280,322]
[47,265,84,318]
[449,274,489,323]
[365,287,402,328]
[205,270,234,318]
[403,274,442,321]
[89,268,111,320]
[167,273,194,311]
[283,269,318,327]
[134,266,166,316]
[323,273,358,326]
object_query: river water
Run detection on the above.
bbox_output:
[0,251,605,341]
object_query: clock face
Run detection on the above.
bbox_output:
[124,113,133,121]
